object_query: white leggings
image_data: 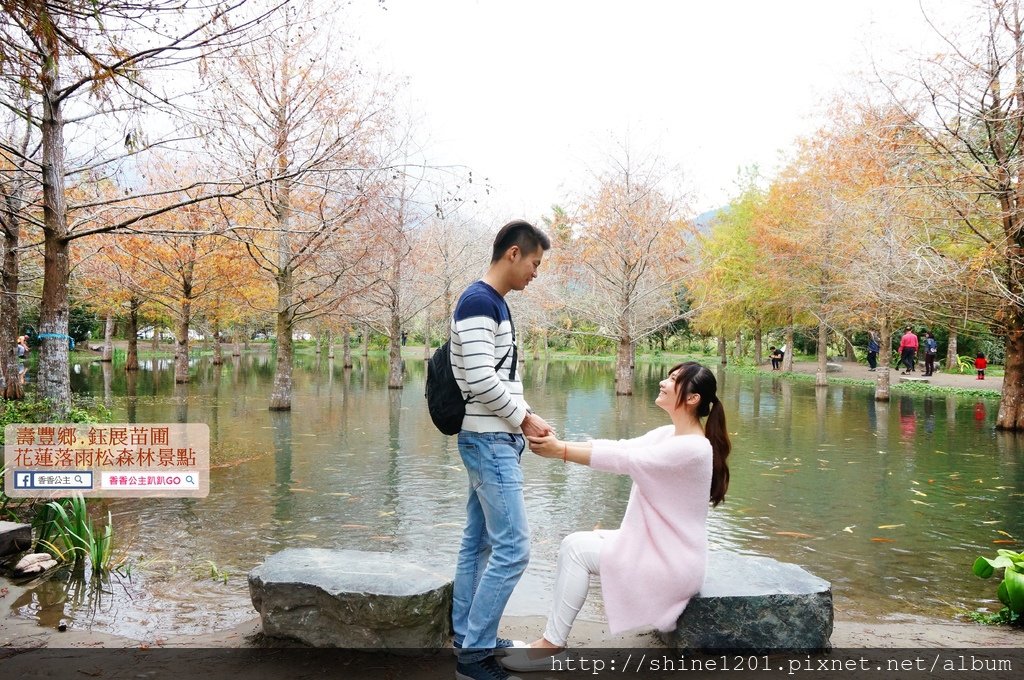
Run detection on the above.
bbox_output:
[543,531,605,647]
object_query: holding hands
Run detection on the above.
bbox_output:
[527,433,562,458]
[521,412,555,438]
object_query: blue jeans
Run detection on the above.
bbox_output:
[452,431,530,663]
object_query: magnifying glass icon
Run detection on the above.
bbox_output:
[186,475,195,485]
[74,474,83,484]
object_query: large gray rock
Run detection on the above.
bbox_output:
[0,521,31,557]
[249,548,453,649]
[826,362,843,373]
[660,551,833,651]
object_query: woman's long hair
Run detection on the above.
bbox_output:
[669,362,731,506]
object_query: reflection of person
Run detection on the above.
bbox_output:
[505,362,731,671]
[898,327,918,374]
[450,221,554,680]
[975,352,987,380]
[923,332,938,376]
[899,395,916,440]
[769,346,783,370]
[866,331,879,371]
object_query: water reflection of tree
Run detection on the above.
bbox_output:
[270,410,294,526]
[102,361,113,409]
[125,369,138,423]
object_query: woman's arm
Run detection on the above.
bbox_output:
[527,434,593,465]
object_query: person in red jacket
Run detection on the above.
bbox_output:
[975,352,987,380]
[897,327,919,375]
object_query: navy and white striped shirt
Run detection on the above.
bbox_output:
[450,280,529,433]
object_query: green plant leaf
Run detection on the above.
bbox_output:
[974,555,1013,577]
[1003,567,1024,614]
[998,579,1011,608]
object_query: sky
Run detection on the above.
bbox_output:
[345,0,971,222]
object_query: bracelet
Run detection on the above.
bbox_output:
[562,442,568,463]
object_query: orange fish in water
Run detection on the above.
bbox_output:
[775,531,814,539]
[871,537,896,543]
[992,540,1017,544]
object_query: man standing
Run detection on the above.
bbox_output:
[450,220,553,680]
[898,326,918,375]
[867,331,880,371]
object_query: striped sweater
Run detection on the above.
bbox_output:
[450,280,529,433]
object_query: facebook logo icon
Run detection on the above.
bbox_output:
[14,471,33,489]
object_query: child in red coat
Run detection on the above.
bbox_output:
[975,352,987,380]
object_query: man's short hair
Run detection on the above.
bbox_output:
[491,220,551,263]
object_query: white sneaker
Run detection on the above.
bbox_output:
[500,648,569,672]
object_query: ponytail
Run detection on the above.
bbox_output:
[669,362,732,506]
[705,397,731,506]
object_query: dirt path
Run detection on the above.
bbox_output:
[766,358,1002,393]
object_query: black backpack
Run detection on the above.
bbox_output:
[425,327,516,436]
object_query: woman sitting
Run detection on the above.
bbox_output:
[507,361,731,672]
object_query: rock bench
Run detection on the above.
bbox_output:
[249,548,452,649]
[661,551,833,651]
[249,548,832,652]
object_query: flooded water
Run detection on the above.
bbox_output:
[7,353,1023,638]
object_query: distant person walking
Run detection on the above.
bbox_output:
[866,331,879,371]
[897,327,918,375]
[923,332,938,376]
[975,352,987,380]
[16,335,28,385]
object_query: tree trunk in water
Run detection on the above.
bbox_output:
[753,319,763,366]
[212,321,224,365]
[733,329,742,360]
[782,313,794,372]
[875,315,891,401]
[388,313,403,389]
[343,327,352,368]
[102,313,114,362]
[126,299,139,371]
[269,269,295,411]
[231,326,241,357]
[543,328,549,357]
[1,208,22,399]
[615,336,634,395]
[946,326,958,372]
[37,61,73,417]
[423,313,432,360]
[151,327,159,352]
[174,301,191,384]
[815,319,828,386]
[717,333,727,366]
[362,325,370,357]
[996,326,1024,430]
[327,330,334,359]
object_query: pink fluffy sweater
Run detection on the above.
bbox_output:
[589,425,712,634]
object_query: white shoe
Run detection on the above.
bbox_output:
[500,648,569,672]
